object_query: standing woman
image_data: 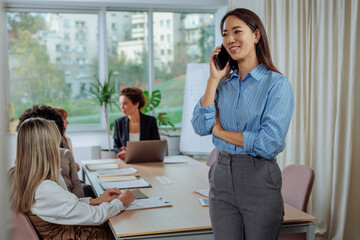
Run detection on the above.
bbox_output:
[192,8,294,240]
[113,87,160,159]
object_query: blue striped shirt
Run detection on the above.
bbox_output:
[191,64,294,159]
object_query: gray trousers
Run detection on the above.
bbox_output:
[209,151,284,240]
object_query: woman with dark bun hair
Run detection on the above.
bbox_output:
[113,87,160,159]
[192,8,294,240]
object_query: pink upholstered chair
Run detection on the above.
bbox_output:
[11,212,39,240]
[206,148,217,167]
[160,136,169,156]
[279,164,315,240]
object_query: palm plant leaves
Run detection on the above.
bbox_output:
[89,71,118,110]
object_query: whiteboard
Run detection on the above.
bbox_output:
[180,63,214,154]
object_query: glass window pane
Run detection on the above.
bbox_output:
[106,11,149,124]
[7,12,99,124]
[153,12,215,125]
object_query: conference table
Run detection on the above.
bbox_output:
[82,156,316,240]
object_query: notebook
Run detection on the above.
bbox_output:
[125,140,167,163]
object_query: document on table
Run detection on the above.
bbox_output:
[98,174,137,182]
[86,163,119,171]
[194,189,209,197]
[163,155,191,164]
[125,197,172,211]
[98,178,151,190]
[96,167,138,175]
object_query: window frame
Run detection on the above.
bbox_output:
[3,2,226,132]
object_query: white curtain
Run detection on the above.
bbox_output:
[229,0,360,239]
[1,0,11,238]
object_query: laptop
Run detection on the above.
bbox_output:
[125,140,167,163]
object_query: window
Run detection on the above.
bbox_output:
[6,8,215,127]
[63,19,70,27]
[64,57,71,64]
[153,12,215,125]
[6,12,99,124]
[111,23,117,31]
[106,11,149,124]
[76,32,86,40]
[75,21,85,28]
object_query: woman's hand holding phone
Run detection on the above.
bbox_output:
[209,45,230,84]
[202,45,230,108]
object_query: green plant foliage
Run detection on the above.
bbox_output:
[142,89,161,114]
[89,71,118,110]
[141,89,176,131]
[157,112,175,129]
[89,71,119,151]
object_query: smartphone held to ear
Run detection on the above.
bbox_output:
[215,45,230,70]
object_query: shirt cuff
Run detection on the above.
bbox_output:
[112,198,125,212]
[198,102,216,119]
[243,131,256,153]
[79,197,91,205]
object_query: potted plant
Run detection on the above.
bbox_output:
[141,89,175,131]
[142,89,180,155]
[90,71,118,158]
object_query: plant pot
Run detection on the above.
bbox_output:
[100,150,116,159]
[164,135,180,156]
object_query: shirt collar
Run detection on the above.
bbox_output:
[249,64,267,82]
[226,64,267,83]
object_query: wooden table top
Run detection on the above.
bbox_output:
[82,156,316,238]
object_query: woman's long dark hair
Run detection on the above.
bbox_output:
[221,8,281,74]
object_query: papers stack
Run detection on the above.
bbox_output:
[86,162,119,171]
[96,167,138,175]
[98,178,151,190]
[98,174,137,182]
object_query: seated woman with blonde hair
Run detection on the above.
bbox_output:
[17,105,85,198]
[9,118,135,239]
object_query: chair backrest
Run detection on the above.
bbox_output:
[281,164,315,212]
[160,136,169,156]
[207,148,217,167]
[11,212,39,240]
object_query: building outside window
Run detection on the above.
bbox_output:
[6,9,215,127]
[6,12,99,124]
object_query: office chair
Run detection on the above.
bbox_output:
[279,164,315,240]
[206,148,217,167]
[11,212,39,240]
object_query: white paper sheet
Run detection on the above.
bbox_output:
[125,197,172,210]
[96,167,138,175]
[194,189,209,197]
[163,155,191,164]
[98,178,151,189]
[86,163,119,171]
